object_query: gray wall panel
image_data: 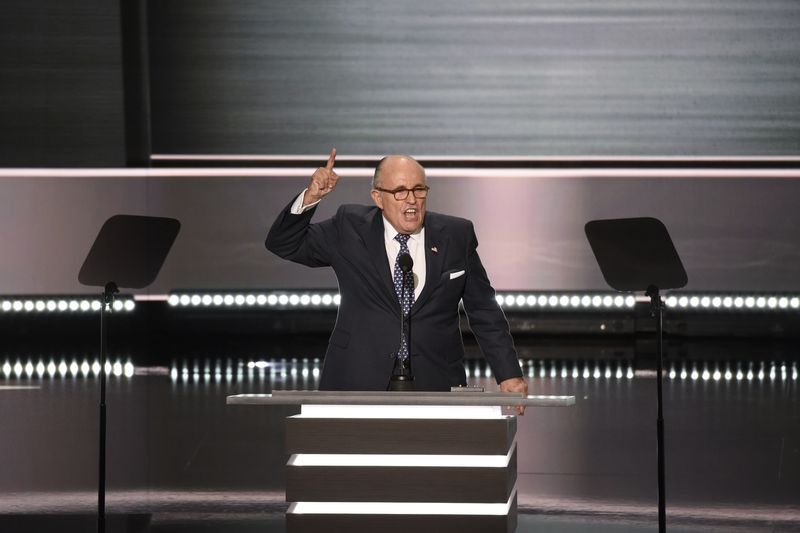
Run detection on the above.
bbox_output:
[149,0,800,156]
[1,171,799,295]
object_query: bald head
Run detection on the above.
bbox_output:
[372,155,426,189]
[370,155,428,234]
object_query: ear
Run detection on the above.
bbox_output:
[370,189,384,210]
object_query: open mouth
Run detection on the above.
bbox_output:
[403,208,418,219]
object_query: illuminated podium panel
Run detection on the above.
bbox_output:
[227,391,575,533]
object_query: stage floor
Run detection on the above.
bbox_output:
[0,352,798,532]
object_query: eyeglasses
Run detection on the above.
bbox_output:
[374,186,430,201]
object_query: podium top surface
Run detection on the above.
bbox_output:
[226,390,575,407]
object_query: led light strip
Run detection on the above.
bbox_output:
[298,404,503,419]
[164,291,634,310]
[165,358,798,384]
[3,292,797,313]
[5,166,800,178]
[0,298,135,313]
[164,290,800,313]
[1,359,135,379]
[151,154,800,163]
[668,361,798,382]
[289,441,515,468]
[288,489,517,516]
[495,293,635,309]
[664,294,800,311]
[523,363,636,380]
[167,292,340,308]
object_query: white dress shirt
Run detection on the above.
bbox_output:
[290,190,426,300]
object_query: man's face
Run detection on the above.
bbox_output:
[370,157,427,234]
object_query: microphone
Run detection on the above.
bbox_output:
[389,253,414,390]
[398,252,413,274]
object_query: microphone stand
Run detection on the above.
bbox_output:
[389,260,414,391]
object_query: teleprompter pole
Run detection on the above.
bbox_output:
[646,284,666,533]
[98,282,118,533]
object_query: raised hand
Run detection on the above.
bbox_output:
[303,148,339,206]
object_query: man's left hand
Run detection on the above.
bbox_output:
[499,377,529,415]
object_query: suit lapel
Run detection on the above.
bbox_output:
[358,209,400,314]
[413,215,447,311]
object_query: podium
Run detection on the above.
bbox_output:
[227,391,575,533]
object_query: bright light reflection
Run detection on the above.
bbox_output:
[298,405,502,420]
[290,491,516,516]
[290,445,514,468]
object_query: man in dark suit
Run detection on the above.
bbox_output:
[266,149,527,405]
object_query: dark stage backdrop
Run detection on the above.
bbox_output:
[0,0,126,166]
[1,170,800,295]
[149,0,800,156]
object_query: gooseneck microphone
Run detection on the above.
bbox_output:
[389,252,415,390]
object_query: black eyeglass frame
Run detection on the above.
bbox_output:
[373,185,430,201]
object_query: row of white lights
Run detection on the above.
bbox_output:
[1,293,798,313]
[167,292,634,310]
[496,293,635,309]
[166,292,800,312]
[0,299,135,313]
[165,358,799,383]
[667,362,798,382]
[521,360,798,382]
[170,364,321,382]
[6,357,792,383]
[167,292,340,308]
[664,294,800,311]
[2,360,135,379]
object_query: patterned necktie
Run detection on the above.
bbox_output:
[393,233,415,361]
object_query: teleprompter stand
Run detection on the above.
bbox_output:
[585,217,687,533]
[79,214,180,533]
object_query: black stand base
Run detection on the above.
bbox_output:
[388,356,414,391]
[388,375,415,391]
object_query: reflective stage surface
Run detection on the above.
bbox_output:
[0,353,798,532]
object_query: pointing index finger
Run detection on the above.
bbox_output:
[325,148,337,170]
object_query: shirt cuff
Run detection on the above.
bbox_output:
[289,189,320,214]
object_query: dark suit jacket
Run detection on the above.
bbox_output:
[265,200,522,391]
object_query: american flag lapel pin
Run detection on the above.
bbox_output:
[431,246,438,254]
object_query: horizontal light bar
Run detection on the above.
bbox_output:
[522,361,636,380]
[289,490,516,516]
[165,291,635,311]
[289,442,515,468]
[167,292,340,308]
[1,359,135,379]
[0,298,135,314]
[6,166,800,179]
[152,154,800,162]
[167,358,798,384]
[664,294,800,311]
[299,404,503,419]
[495,292,635,310]
[668,361,798,382]
[166,291,800,313]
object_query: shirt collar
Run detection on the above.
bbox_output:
[382,215,424,244]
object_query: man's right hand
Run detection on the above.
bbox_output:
[303,148,339,207]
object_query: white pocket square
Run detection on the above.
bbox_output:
[449,270,465,280]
